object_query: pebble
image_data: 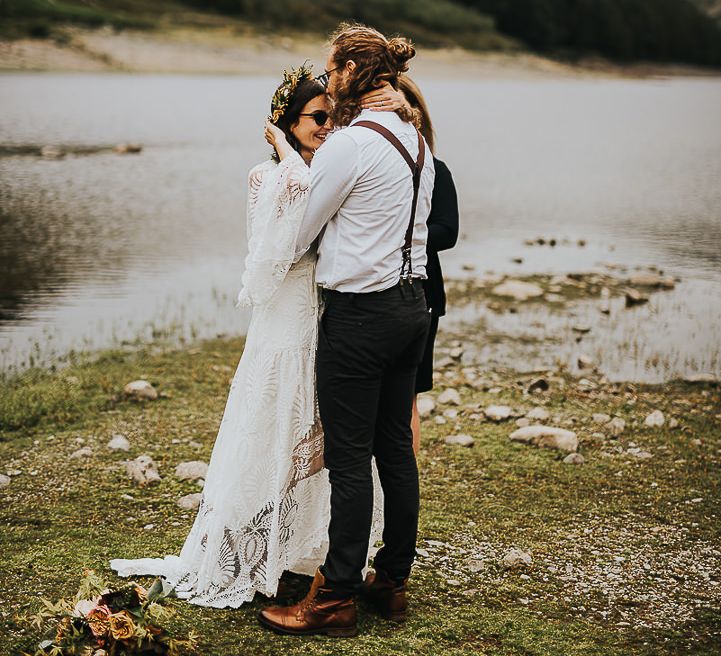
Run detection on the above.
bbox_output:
[572,324,592,334]
[0,474,10,487]
[563,453,585,465]
[624,288,649,306]
[449,347,464,360]
[592,413,611,424]
[417,395,436,417]
[126,455,161,485]
[416,548,430,558]
[123,379,158,401]
[70,447,93,459]
[502,548,533,569]
[577,354,595,369]
[527,378,549,394]
[177,493,203,511]
[484,405,512,422]
[491,280,544,301]
[434,416,447,425]
[444,434,475,448]
[443,408,459,420]
[175,461,209,481]
[107,434,130,451]
[509,425,578,452]
[437,388,461,406]
[644,410,665,427]
[607,417,626,437]
[515,417,531,428]
[526,407,550,421]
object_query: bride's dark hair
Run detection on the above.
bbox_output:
[271,78,326,162]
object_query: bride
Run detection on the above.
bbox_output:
[110,64,393,607]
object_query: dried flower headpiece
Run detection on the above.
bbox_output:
[269,61,315,124]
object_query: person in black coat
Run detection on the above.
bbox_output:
[362,77,460,454]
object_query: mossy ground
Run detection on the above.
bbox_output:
[1,313,720,654]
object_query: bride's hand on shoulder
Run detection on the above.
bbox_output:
[360,82,408,112]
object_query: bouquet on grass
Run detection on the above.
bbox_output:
[26,569,198,656]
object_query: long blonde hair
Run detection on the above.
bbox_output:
[398,76,435,154]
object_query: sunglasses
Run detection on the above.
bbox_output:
[298,110,330,127]
[314,64,343,89]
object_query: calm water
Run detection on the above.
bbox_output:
[1,73,721,380]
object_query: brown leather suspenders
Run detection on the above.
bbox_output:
[354,120,426,283]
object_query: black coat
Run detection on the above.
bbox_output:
[422,157,459,317]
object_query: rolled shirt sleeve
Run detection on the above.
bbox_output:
[294,131,360,261]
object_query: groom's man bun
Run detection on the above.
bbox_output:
[386,37,416,73]
[328,22,416,127]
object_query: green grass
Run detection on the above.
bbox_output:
[1,331,720,655]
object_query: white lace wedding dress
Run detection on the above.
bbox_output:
[110,151,382,608]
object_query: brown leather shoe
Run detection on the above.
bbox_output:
[362,568,408,622]
[258,568,357,637]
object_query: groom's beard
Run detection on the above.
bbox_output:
[329,78,363,128]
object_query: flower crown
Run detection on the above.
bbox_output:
[269,61,315,124]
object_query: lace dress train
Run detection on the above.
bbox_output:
[110,152,382,607]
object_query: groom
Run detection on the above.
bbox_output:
[258,23,435,637]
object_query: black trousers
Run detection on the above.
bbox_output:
[317,279,431,596]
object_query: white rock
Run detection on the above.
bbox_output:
[484,405,512,422]
[175,461,209,481]
[467,558,486,573]
[70,447,93,459]
[592,413,611,424]
[417,395,436,417]
[668,417,679,429]
[107,434,130,451]
[444,434,475,447]
[577,354,595,369]
[607,417,626,437]
[502,548,532,569]
[515,417,531,428]
[443,408,459,420]
[0,474,10,487]
[644,410,665,427]
[434,416,447,425]
[177,493,202,511]
[416,548,430,558]
[509,425,578,452]
[492,280,544,301]
[126,455,161,485]
[123,380,158,401]
[572,324,592,334]
[629,273,675,289]
[625,288,649,306]
[449,347,464,360]
[683,373,718,384]
[563,453,585,465]
[438,388,461,406]
[526,407,550,421]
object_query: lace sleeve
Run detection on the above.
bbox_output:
[237,152,311,307]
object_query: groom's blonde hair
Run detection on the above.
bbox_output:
[328,22,416,127]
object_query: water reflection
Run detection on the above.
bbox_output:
[1,73,720,379]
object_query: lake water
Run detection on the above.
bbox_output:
[1,73,720,380]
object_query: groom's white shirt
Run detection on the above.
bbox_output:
[295,108,435,293]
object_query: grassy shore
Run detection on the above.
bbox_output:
[1,278,720,655]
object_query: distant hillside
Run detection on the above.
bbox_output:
[692,0,721,22]
[1,0,720,67]
[456,0,721,66]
